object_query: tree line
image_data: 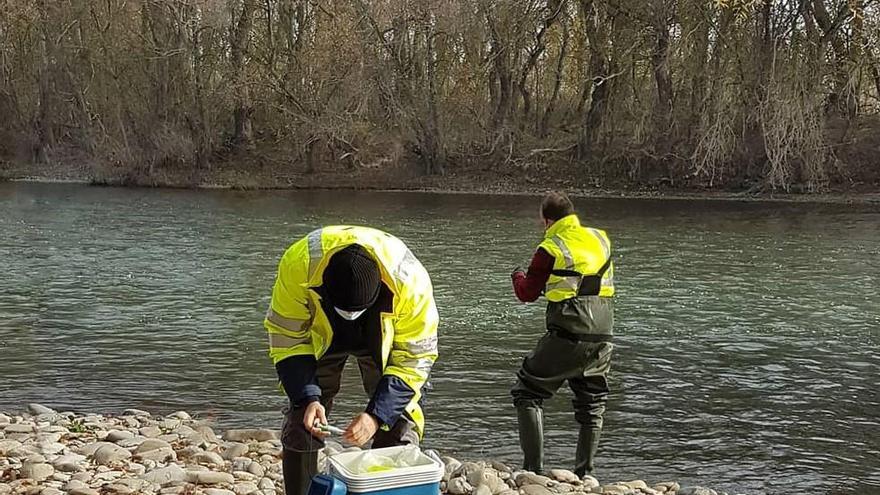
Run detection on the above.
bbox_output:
[1,0,878,190]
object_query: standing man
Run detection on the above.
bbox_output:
[510,191,615,477]
[265,226,439,495]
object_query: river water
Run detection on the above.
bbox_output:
[1,182,878,494]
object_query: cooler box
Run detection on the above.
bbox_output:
[326,445,445,495]
[309,475,348,495]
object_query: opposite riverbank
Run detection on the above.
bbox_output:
[2,159,880,206]
[0,405,731,495]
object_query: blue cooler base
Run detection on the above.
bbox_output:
[308,475,348,495]
[308,475,440,495]
[348,481,441,495]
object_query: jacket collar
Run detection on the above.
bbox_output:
[544,214,581,238]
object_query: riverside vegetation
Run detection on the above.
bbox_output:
[0,405,732,495]
[1,1,879,193]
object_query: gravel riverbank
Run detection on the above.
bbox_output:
[0,406,733,495]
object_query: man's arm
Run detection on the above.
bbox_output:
[367,289,439,428]
[264,240,318,403]
[512,248,554,302]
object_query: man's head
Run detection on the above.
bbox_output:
[322,244,381,320]
[540,191,575,228]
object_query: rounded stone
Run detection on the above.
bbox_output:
[521,486,554,495]
[679,488,718,495]
[139,426,163,438]
[222,429,277,443]
[0,440,23,456]
[169,411,192,420]
[21,462,55,482]
[515,473,553,488]
[127,462,147,475]
[448,477,473,495]
[39,442,66,455]
[224,443,249,460]
[136,439,173,453]
[187,470,236,485]
[122,409,151,417]
[247,462,265,478]
[28,404,57,416]
[140,464,187,486]
[550,470,580,484]
[195,425,221,444]
[52,453,87,472]
[106,430,136,443]
[135,446,177,463]
[93,444,132,465]
[193,451,225,466]
[232,457,252,472]
[234,481,260,495]
[233,471,258,481]
[582,476,600,489]
[474,485,492,495]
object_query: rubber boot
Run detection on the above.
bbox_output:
[573,427,601,477]
[282,450,318,495]
[516,406,544,474]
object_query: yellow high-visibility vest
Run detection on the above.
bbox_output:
[538,214,614,302]
[264,226,438,436]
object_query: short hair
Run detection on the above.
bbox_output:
[541,191,575,221]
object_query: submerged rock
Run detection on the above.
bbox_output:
[28,404,57,416]
[679,487,718,495]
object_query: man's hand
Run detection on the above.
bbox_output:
[511,266,525,279]
[302,402,329,438]
[343,413,380,447]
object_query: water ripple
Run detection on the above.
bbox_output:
[2,184,879,495]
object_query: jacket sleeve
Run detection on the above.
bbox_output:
[264,238,315,365]
[512,248,554,302]
[373,287,438,426]
[276,355,321,406]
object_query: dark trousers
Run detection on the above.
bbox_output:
[511,332,613,429]
[281,351,418,495]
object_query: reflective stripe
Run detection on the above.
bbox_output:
[265,307,307,332]
[307,228,324,278]
[602,271,614,287]
[403,335,438,355]
[550,236,574,270]
[395,357,434,375]
[587,228,610,258]
[268,332,310,348]
[394,249,419,282]
[547,279,578,291]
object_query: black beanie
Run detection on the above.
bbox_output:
[323,244,381,311]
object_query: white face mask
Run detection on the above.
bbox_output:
[334,307,367,321]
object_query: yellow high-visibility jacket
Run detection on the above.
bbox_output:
[264,226,439,435]
[539,214,615,302]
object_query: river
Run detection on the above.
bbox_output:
[1,182,878,494]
